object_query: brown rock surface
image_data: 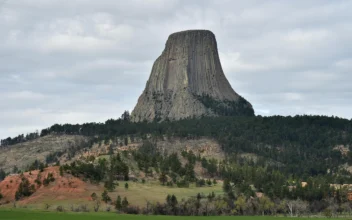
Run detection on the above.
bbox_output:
[131,30,253,122]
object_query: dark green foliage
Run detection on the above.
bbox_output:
[45,151,65,164]
[43,173,55,186]
[35,173,42,186]
[91,192,97,201]
[59,166,64,176]
[176,179,189,188]
[133,141,161,173]
[166,194,178,213]
[62,158,106,183]
[196,179,206,187]
[196,94,254,116]
[122,197,129,209]
[0,131,39,146]
[101,190,111,203]
[28,160,45,172]
[201,158,218,177]
[124,182,129,189]
[3,111,352,214]
[206,179,212,186]
[207,191,216,201]
[0,169,6,181]
[10,114,351,179]
[104,179,115,191]
[0,192,3,200]
[39,163,45,172]
[159,173,167,185]
[222,179,231,193]
[13,166,18,174]
[181,150,197,165]
[15,175,35,200]
[115,195,122,211]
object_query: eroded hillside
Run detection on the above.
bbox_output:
[0,135,90,172]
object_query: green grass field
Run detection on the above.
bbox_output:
[0,209,340,220]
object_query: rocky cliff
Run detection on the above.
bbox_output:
[131,30,254,122]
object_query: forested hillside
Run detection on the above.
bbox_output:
[2,114,352,215]
[2,114,352,178]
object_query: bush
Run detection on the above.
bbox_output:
[196,179,206,187]
[71,204,89,212]
[324,209,332,218]
[124,205,140,214]
[176,179,189,188]
[43,173,55,186]
[56,205,64,212]
[0,192,3,200]
[15,176,35,200]
[101,190,111,203]
[91,192,97,201]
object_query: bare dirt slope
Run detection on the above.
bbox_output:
[0,166,99,206]
[0,135,89,172]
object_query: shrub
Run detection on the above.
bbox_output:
[324,209,332,218]
[43,173,55,186]
[124,206,140,214]
[91,192,97,201]
[15,176,35,200]
[72,204,89,212]
[101,190,111,203]
[56,205,64,212]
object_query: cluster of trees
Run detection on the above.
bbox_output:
[0,131,39,147]
[27,160,45,172]
[15,175,35,201]
[131,141,198,187]
[88,191,352,217]
[6,114,350,179]
[0,169,6,181]
[61,153,129,188]
[90,191,129,212]
[196,95,254,116]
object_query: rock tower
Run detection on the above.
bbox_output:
[131,30,254,122]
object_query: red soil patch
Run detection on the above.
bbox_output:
[0,166,100,205]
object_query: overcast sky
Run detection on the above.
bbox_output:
[1,0,351,138]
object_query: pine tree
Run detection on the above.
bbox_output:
[59,166,64,176]
[223,178,231,192]
[115,195,122,211]
[159,172,167,185]
[122,197,129,209]
[101,190,111,203]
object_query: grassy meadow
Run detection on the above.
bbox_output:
[0,209,340,220]
[0,180,224,211]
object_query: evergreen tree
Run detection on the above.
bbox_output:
[122,197,129,209]
[59,166,64,176]
[115,195,122,211]
[101,190,111,203]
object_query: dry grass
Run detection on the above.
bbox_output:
[0,135,89,172]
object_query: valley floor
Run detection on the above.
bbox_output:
[0,209,340,220]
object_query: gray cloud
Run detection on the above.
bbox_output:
[1,0,351,138]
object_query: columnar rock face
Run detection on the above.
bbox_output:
[131,30,254,122]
